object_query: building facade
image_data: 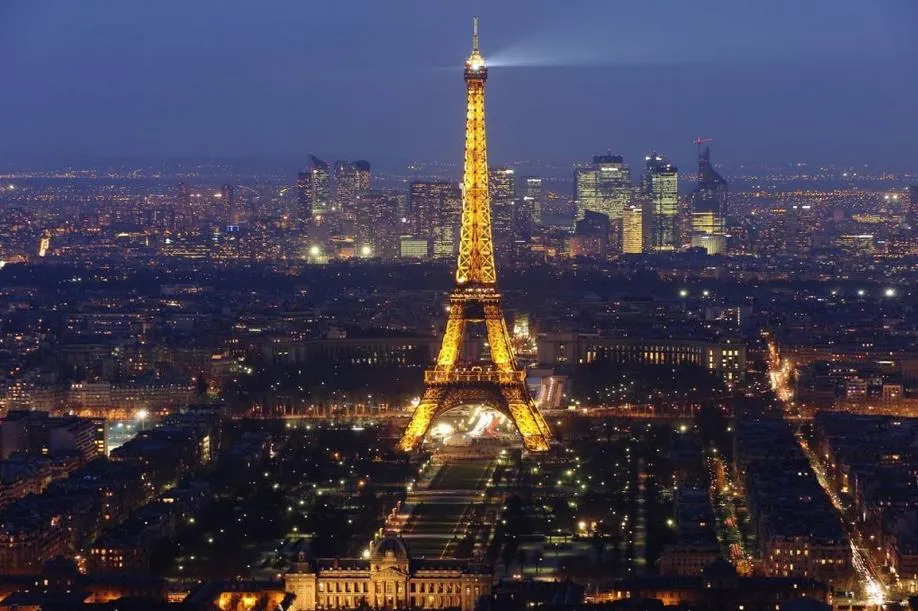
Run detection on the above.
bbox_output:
[408,181,462,257]
[334,160,371,218]
[537,334,746,381]
[521,176,543,225]
[622,205,644,254]
[488,168,515,252]
[353,190,401,259]
[298,155,330,220]
[284,537,491,611]
[574,155,632,226]
[643,153,679,251]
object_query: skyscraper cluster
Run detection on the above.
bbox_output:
[292,145,730,263]
[571,148,728,255]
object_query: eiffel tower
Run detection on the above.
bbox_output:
[399,18,552,453]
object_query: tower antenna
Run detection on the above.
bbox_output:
[472,16,479,53]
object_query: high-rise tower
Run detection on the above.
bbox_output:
[622,206,644,254]
[908,186,918,230]
[690,147,728,255]
[489,167,516,256]
[334,160,371,217]
[409,181,462,257]
[221,183,238,225]
[522,176,544,225]
[643,153,679,251]
[399,18,551,453]
[298,155,330,219]
[574,154,632,224]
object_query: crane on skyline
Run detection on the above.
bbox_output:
[694,137,714,157]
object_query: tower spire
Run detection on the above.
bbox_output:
[472,16,479,53]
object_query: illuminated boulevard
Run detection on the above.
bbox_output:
[769,341,891,607]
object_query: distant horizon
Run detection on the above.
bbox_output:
[2,152,917,173]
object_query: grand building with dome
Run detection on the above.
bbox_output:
[284,536,492,611]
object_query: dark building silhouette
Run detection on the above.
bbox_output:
[908,185,918,229]
[521,176,544,225]
[690,146,728,254]
[297,155,330,221]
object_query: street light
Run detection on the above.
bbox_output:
[136,409,149,430]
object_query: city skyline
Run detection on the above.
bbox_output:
[2,1,917,169]
[3,7,918,611]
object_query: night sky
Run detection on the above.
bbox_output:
[2,0,916,170]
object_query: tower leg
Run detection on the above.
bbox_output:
[501,384,551,452]
[435,309,466,369]
[398,387,443,452]
[530,403,552,440]
[483,303,516,371]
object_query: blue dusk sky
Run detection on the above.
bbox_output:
[1,0,916,170]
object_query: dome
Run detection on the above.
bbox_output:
[372,536,410,562]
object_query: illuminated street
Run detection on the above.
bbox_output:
[768,343,887,606]
[797,435,889,607]
[766,348,891,607]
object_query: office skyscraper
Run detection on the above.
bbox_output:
[908,185,918,229]
[785,204,816,255]
[574,155,632,224]
[622,206,644,254]
[522,177,544,225]
[334,160,371,217]
[296,171,310,220]
[176,181,195,229]
[435,185,462,258]
[409,181,462,257]
[512,198,534,245]
[298,155,330,220]
[574,210,611,258]
[690,147,728,255]
[220,183,238,225]
[354,190,400,259]
[489,168,515,250]
[643,153,679,252]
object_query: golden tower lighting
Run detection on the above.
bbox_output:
[399,17,552,453]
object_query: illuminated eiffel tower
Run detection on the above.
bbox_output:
[399,18,552,453]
